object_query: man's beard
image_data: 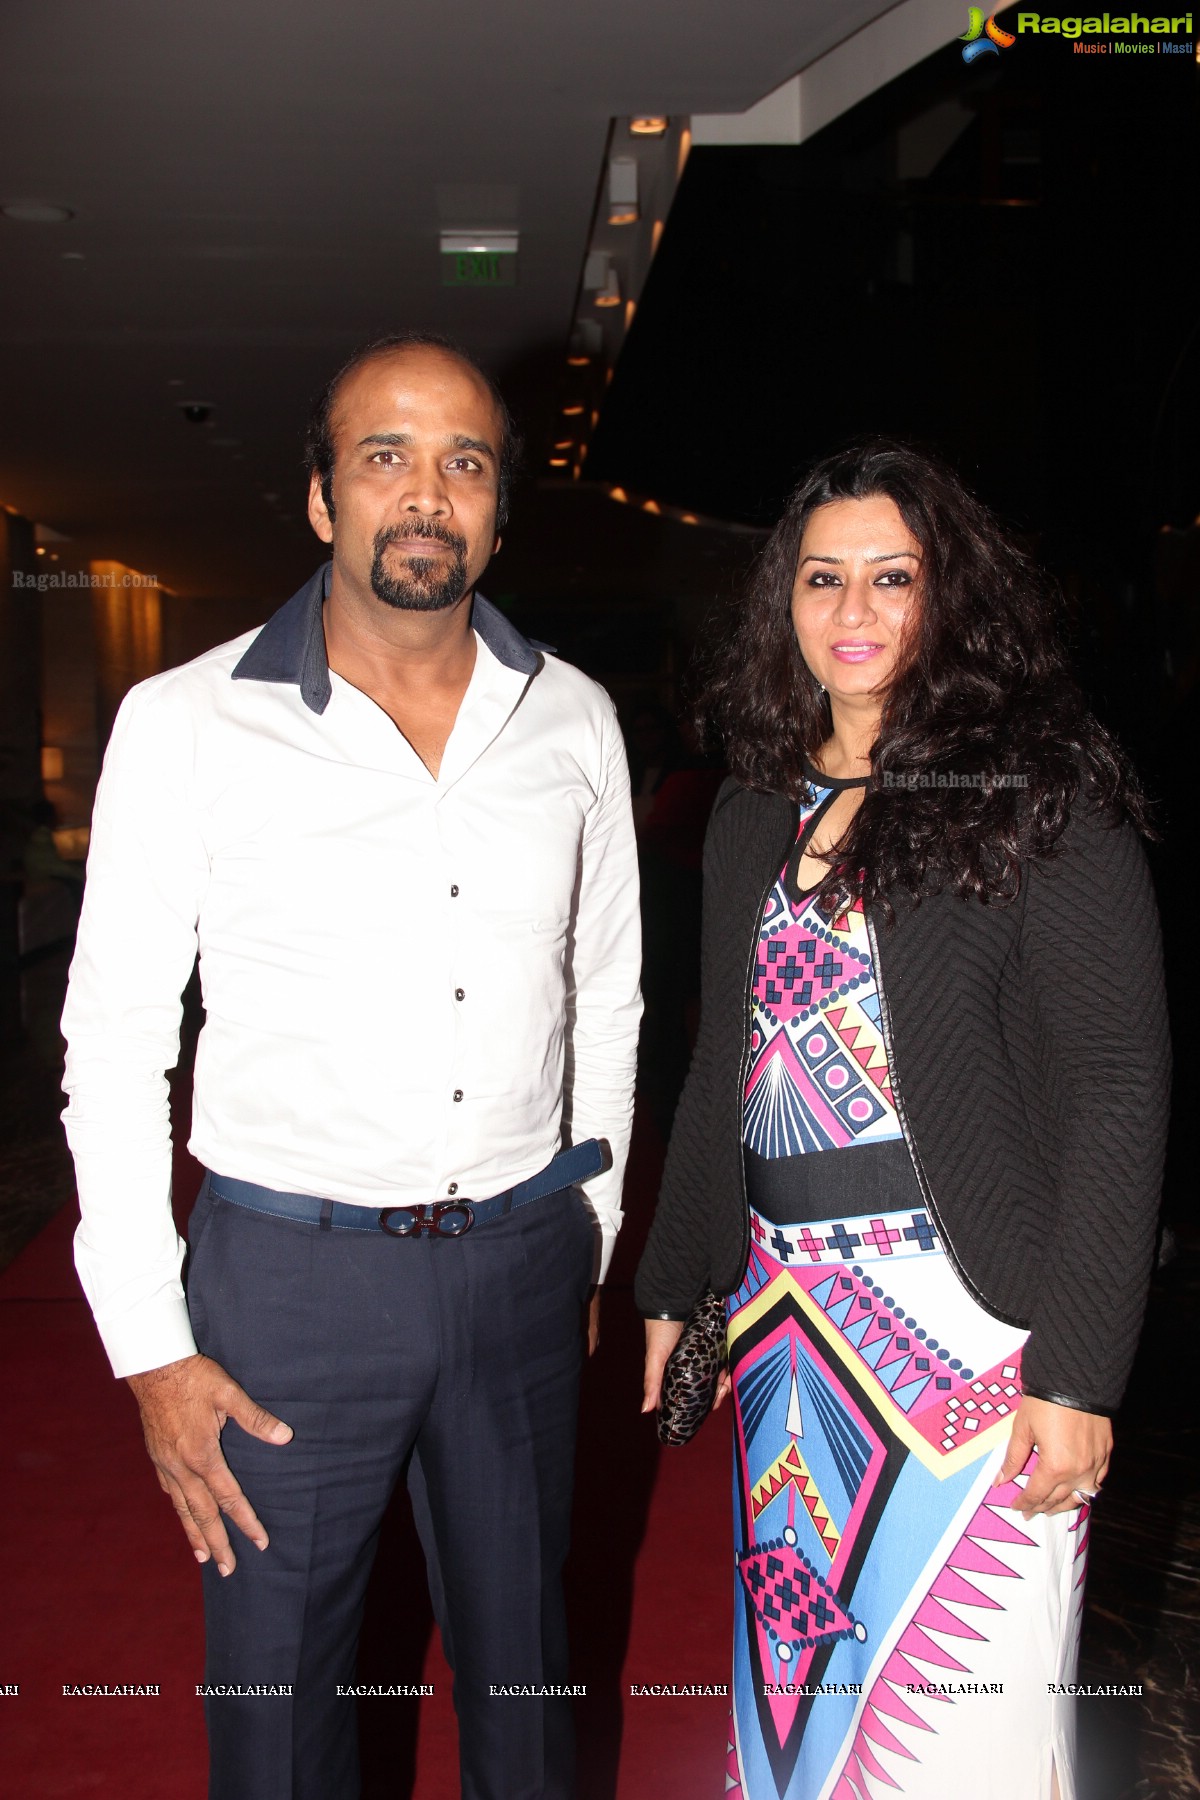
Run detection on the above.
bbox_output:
[369,522,469,611]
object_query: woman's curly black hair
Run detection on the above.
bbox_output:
[697,439,1150,909]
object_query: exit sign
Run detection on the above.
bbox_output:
[441,251,516,287]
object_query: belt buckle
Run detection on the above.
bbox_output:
[379,1200,474,1238]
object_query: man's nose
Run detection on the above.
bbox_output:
[397,459,450,515]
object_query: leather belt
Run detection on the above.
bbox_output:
[207,1138,608,1239]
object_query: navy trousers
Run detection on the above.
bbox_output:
[185,1172,595,1800]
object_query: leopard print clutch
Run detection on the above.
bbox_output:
[657,1290,729,1447]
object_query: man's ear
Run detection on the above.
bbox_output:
[308,470,334,544]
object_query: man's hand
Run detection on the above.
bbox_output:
[586,1289,601,1357]
[126,1353,293,1575]
[994,1395,1112,1517]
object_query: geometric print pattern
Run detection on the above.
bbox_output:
[744,787,900,1158]
[725,1202,1088,1800]
[739,1217,1025,1481]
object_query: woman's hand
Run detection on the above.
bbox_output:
[641,1318,733,1416]
[994,1395,1112,1516]
[642,1319,685,1413]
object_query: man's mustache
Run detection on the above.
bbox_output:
[375,522,466,554]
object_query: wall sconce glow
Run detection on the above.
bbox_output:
[642,500,661,515]
[680,513,699,526]
[609,487,628,503]
[549,458,569,468]
[562,402,585,416]
[630,117,668,137]
[608,157,639,225]
[567,354,590,367]
[554,439,574,450]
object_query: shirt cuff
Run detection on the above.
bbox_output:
[96,1292,199,1380]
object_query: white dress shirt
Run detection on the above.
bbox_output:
[63,567,642,1378]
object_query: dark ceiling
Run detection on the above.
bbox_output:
[0,0,900,602]
[591,27,1200,556]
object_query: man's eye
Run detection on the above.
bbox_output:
[370,451,399,466]
[447,457,481,472]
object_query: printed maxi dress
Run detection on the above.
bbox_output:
[725,774,1088,1800]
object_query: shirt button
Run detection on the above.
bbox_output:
[453,1089,463,1102]
[447,1181,459,1195]
[454,987,465,1001]
[450,884,459,897]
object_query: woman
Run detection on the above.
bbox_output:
[636,443,1168,1800]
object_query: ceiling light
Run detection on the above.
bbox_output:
[2,201,75,223]
[607,157,639,225]
[567,354,590,368]
[609,487,628,503]
[562,402,585,416]
[594,264,621,307]
[549,458,569,468]
[630,117,668,137]
[554,438,574,450]
[570,319,603,359]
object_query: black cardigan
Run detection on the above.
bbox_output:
[634,780,1170,1415]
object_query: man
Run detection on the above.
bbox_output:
[61,333,642,1800]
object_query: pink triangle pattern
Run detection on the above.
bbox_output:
[829,1481,1041,1796]
[724,1714,744,1795]
[1071,1501,1091,1590]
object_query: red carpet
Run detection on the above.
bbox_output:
[1,1110,733,1797]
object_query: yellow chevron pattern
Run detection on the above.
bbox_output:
[749,1441,841,1559]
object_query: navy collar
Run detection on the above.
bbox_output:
[232,562,542,714]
